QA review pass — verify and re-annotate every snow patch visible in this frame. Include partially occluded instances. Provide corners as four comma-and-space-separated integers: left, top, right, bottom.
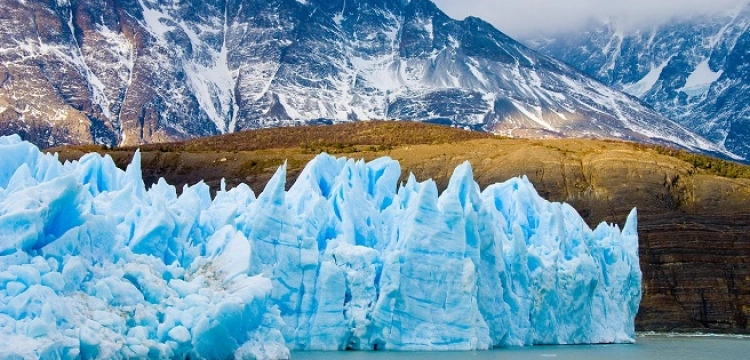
679, 60, 723, 97
511, 101, 554, 131
622, 58, 670, 98
137, 0, 174, 44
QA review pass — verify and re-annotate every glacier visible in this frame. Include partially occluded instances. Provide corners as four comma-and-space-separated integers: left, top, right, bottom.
0, 135, 642, 359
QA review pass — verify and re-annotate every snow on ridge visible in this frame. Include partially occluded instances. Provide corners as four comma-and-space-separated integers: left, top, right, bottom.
134, 0, 237, 133
7, 0, 731, 163
136, 0, 174, 44
0, 135, 642, 358
63, 9, 112, 121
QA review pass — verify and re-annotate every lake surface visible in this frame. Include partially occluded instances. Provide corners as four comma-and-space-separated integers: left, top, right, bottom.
292, 335, 750, 360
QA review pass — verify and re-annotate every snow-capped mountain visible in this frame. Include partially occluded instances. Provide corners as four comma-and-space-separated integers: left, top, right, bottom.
528, 2, 750, 159
0, 0, 732, 158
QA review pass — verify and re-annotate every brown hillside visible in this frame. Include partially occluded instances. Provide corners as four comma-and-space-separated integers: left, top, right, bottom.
51, 121, 750, 334
127, 121, 493, 152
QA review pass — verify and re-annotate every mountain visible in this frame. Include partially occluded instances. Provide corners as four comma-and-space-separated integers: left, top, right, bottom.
0, 0, 732, 158
527, 2, 750, 159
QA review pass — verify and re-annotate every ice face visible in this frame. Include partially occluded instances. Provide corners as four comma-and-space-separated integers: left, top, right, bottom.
0, 135, 642, 358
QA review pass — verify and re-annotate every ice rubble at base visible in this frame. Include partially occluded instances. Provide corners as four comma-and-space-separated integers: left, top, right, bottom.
0, 134, 642, 359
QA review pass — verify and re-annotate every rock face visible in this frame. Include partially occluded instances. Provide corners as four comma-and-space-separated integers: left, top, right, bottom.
527, 3, 750, 160
0, 0, 732, 158
53, 123, 750, 333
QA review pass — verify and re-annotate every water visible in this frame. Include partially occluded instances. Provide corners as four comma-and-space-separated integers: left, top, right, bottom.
291, 335, 750, 360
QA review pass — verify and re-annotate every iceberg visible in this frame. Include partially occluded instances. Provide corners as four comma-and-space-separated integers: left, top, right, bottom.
0, 135, 642, 358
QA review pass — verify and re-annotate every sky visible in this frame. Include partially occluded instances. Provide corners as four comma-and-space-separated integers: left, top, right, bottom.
432, 0, 748, 38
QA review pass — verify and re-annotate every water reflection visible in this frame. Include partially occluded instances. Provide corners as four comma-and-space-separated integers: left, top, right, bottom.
292, 335, 750, 360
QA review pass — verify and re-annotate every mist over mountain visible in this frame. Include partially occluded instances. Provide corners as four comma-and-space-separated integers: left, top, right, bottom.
435, 0, 749, 38
528, 2, 750, 159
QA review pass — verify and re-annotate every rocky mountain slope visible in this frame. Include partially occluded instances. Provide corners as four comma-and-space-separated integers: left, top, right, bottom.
528, 2, 750, 159
0, 0, 732, 158
54, 122, 750, 333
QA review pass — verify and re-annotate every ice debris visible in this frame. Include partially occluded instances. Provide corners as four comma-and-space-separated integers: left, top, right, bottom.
0, 135, 642, 358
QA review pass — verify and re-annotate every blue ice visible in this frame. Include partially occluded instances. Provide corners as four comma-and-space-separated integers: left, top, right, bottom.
0, 135, 641, 359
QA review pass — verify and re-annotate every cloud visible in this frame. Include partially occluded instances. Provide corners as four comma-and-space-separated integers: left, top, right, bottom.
432, 0, 748, 38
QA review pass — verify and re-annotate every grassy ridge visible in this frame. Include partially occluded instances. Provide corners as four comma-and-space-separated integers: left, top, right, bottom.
121, 121, 493, 153
51, 121, 750, 182
647, 145, 750, 179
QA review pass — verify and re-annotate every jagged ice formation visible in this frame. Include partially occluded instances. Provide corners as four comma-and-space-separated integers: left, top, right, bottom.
0, 135, 642, 358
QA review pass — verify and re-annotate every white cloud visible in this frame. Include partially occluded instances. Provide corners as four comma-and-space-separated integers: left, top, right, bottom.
432, 0, 748, 38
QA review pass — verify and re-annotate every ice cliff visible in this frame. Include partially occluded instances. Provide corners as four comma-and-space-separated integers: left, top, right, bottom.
0, 135, 642, 359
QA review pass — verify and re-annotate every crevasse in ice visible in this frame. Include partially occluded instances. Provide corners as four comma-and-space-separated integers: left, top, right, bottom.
0, 135, 641, 359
